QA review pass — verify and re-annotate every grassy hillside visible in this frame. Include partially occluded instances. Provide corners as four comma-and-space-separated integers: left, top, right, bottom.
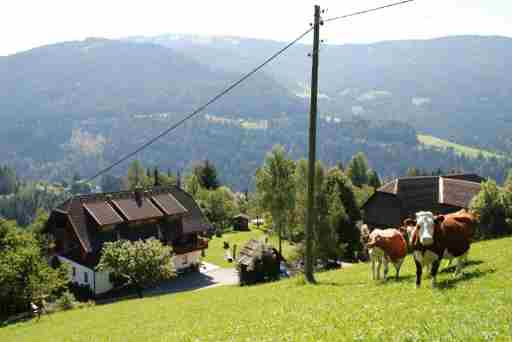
418, 134, 504, 159
2, 237, 512, 341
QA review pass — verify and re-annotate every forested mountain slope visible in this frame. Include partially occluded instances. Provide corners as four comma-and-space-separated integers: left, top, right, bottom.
0, 38, 304, 120
130, 34, 512, 152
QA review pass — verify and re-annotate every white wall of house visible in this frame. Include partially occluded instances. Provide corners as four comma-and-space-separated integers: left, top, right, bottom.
57, 256, 113, 295
173, 251, 201, 272
57, 251, 202, 295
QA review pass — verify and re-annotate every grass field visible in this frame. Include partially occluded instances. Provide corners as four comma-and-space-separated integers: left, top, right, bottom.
202, 228, 295, 268
2, 236, 512, 341
418, 134, 505, 159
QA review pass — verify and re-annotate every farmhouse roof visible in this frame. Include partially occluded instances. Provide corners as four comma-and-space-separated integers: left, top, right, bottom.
53, 186, 206, 253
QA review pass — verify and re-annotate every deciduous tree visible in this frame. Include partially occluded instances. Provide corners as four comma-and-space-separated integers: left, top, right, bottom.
256, 145, 295, 255
96, 239, 175, 298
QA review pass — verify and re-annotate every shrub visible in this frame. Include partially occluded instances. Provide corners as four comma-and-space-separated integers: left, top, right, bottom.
55, 291, 77, 311
470, 180, 509, 238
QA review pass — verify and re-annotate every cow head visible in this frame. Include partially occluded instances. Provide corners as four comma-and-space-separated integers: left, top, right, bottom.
400, 218, 417, 245
415, 211, 444, 246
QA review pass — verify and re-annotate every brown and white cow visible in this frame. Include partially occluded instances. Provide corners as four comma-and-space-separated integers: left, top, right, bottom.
367, 228, 408, 281
407, 210, 476, 288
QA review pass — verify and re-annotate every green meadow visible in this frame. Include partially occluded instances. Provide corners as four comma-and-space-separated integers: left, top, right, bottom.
418, 134, 505, 160
202, 228, 295, 268
2, 236, 511, 341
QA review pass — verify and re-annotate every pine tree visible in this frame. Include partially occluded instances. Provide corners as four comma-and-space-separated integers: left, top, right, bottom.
367, 169, 381, 189
346, 152, 369, 187
193, 160, 220, 190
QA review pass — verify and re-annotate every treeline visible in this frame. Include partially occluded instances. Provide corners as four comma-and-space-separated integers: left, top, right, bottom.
254, 147, 377, 262
3, 115, 512, 192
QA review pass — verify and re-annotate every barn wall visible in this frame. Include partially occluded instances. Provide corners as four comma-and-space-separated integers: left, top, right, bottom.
363, 193, 401, 228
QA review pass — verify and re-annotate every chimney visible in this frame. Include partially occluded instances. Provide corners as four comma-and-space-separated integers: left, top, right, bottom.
134, 188, 144, 207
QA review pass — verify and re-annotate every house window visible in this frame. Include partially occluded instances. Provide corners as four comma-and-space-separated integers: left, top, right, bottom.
84, 271, 89, 284
72, 267, 76, 277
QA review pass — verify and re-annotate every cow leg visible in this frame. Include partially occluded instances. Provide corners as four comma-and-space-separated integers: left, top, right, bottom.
371, 256, 376, 280
376, 258, 382, 280
454, 252, 468, 277
383, 257, 389, 281
430, 259, 441, 288
414, 258, 422, 288
394, 258, 404, 280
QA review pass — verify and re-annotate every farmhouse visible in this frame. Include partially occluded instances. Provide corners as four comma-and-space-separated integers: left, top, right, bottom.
44, 186, 208, 295
362, 174, 484, 228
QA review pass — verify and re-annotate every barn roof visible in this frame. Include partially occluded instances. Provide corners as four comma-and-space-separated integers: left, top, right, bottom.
51, 186, 207, 253
439, 178, 482, 208
233, 213, 250, 220
363, 174, 483, 225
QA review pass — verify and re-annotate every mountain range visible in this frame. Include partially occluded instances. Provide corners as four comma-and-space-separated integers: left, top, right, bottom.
127, 34, 512, 152
1, 34, 512, 187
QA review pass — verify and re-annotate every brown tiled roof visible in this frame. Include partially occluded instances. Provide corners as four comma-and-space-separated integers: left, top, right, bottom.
51, 186, 207, 253
83, 201, 124, 226
169, 187, 208, 234
439, 177, 482, 208
110, 197, 163, 221
151, 193, 187, 216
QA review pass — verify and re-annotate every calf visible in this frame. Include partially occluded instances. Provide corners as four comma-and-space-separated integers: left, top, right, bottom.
409, 211, 475, 288
367, 228, 407, 281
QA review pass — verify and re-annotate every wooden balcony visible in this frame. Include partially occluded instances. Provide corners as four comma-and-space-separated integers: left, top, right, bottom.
173, 238, 208, 255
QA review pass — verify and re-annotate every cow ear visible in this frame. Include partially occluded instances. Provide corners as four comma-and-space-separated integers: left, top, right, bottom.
403, 218, 416, 227
435, 215, 445, 224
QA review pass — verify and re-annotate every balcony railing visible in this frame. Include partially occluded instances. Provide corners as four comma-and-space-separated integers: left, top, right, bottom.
173, 238, 208, 254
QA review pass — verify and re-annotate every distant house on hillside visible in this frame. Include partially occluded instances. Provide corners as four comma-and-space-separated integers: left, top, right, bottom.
232, 214, 250, 231
362, 174, 484, 229
44, 186, 208, 295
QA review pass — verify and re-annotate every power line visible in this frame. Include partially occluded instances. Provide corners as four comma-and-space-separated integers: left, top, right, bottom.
324, 0, 415, 23
85, 27, 313, 183
86, 0, 417, 183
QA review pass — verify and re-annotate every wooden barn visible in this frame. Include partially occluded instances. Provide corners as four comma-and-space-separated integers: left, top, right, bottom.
362, 174, 484, 229
44, 186, 209, 295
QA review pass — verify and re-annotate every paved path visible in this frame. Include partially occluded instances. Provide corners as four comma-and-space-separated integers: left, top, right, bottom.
145, 264, 238, 297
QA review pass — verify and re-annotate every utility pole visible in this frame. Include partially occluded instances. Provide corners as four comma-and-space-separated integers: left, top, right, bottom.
305, 4, 321, 283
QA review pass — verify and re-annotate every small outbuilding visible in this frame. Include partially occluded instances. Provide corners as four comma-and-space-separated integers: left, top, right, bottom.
237, 239, 281, 285
232, 213, 250, 231
362, 173, 484, 229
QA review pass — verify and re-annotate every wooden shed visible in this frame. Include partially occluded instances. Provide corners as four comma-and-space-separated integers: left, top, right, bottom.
237, 239, 280, 285
362, 174, 484, 229
232, 214, 250, 231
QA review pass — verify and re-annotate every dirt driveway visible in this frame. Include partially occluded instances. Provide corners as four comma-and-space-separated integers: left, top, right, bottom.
145, 264, 238, 296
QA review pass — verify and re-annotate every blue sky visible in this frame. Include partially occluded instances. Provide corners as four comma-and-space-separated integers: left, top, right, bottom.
1, 0, 510, 56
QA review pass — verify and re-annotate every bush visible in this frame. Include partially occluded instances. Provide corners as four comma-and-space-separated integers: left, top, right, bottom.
470, 180, 510, 238
55, 291, 77, 311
